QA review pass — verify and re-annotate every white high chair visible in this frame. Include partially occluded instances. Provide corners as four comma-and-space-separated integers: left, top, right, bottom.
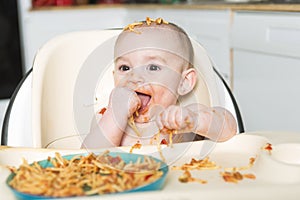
1, 29, 244, 149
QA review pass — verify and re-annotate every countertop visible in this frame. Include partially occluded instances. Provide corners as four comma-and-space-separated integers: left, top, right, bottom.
30, 2, 300, 12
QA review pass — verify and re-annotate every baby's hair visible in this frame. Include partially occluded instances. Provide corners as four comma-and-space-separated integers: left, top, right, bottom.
158, 22, 194, 67
121, 17, 194, 66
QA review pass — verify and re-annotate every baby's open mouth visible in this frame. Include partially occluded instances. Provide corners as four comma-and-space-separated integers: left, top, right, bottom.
136, 92, 151, 114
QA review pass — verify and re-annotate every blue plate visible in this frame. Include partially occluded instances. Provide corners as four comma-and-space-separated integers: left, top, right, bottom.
6, 152, 169, 199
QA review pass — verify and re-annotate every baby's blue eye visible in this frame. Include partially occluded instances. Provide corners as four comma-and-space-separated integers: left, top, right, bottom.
147, 64, 161, 71
119, 65, 130, 71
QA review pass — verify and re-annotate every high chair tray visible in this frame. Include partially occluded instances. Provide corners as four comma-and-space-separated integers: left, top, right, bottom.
1, 132, 300, 200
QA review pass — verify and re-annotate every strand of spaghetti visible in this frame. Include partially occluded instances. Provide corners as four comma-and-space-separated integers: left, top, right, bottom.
156, 131, 166, 163
127, 115, 141, 137
169, 130, 175, 147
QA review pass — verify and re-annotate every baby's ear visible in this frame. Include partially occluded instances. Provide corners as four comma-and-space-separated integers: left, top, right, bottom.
177, 68, 197, 96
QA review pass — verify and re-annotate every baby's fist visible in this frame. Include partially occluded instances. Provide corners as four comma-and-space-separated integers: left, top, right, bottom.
156, 105, 197, 133
108, 87, 141, 118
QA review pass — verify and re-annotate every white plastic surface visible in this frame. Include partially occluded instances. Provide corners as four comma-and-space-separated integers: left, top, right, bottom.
1, 133, 300, 200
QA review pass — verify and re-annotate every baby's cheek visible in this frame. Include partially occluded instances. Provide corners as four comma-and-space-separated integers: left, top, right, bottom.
156, 90, 178, 105
114, 74, 128, 86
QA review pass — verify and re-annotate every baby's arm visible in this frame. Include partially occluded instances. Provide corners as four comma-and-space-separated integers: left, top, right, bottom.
82, 87, 140, 148
156, 104, 237, 142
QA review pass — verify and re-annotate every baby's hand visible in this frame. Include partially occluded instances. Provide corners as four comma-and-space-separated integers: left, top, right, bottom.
108, 87, 141, 118
156, 105, 197, 133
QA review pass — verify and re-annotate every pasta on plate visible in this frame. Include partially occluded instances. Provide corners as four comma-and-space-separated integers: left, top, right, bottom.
7, 151, 168, 198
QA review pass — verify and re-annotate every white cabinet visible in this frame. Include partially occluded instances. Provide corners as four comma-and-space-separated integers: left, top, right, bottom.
233, 49, 300, 132
232, 12, 300, 132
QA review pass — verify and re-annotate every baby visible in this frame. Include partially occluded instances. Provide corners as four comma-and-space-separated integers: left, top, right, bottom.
82, 17, 237, 148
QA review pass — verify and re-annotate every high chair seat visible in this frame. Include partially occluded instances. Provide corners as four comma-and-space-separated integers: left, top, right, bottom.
1, 29, 244, 148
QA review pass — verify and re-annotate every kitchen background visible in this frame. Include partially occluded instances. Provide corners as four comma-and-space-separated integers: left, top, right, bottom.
1, 0, 300, 139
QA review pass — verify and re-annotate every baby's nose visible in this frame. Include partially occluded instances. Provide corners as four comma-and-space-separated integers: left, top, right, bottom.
128, 68, 145, 84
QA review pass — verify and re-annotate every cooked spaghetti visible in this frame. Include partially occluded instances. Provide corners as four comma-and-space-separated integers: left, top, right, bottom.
128, 112, 141, 137
8, 151, 163, 197
173, 156, 256, 184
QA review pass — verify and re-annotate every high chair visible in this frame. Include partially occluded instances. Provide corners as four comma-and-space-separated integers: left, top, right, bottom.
1, 29, 244, 149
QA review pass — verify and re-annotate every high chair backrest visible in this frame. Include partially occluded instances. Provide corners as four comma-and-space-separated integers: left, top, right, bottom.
32, 30, 122, 148
1, 30, 244, 149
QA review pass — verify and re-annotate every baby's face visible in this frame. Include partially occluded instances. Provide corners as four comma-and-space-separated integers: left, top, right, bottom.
114, 49, 188, 123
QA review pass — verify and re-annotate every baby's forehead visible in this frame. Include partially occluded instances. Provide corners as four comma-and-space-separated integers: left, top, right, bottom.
119, 48, 183, 57
116, 48, 188, 67
114, 25, 193, 65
